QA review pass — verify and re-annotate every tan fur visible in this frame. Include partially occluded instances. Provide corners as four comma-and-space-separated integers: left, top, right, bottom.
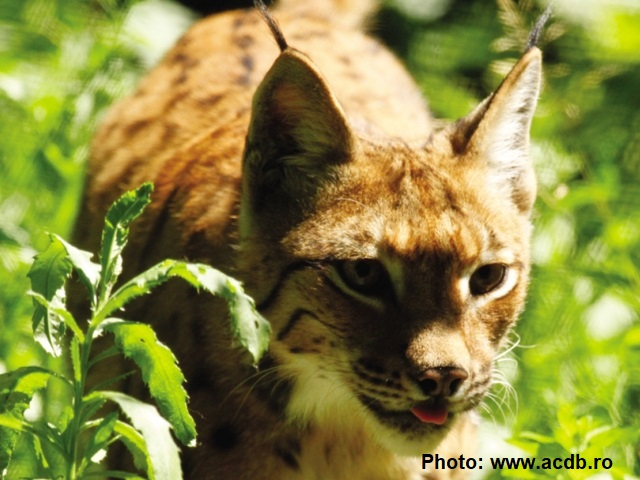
74, 1, 541, 478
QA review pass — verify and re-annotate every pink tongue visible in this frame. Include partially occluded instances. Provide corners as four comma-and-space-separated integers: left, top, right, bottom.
410, 404, 448, 425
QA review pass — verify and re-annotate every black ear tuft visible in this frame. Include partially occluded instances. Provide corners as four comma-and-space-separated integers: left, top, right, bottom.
525, 5, 552, 52
254, 0, 288, 52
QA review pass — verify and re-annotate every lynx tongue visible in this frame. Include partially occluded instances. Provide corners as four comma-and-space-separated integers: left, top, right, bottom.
410, 403, 448, 425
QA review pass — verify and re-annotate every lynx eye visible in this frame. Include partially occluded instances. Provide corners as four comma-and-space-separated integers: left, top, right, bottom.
336, 259, 389, 296
469, 263, 507, 296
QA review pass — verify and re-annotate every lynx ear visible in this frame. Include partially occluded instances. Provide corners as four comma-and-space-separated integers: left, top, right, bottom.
243, 49, 355, 209
451, 48, 542, 214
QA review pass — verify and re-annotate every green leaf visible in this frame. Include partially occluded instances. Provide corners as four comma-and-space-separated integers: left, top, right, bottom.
97, 259, 270, 363
100, 391, 182, 480
27, 235, 72, 356
0, 367, 59, 415
516, 431, 556, 444
0, 414, 25, 430
215, 271, 271, 364
81, 412, 119, 471
56, 405, 75, 434
71, 337, 82, 384
78, 394, 107, 428
113, 420, 155, 479
183, 262, 270, 363
29, 290, 83, 341
0, 413, 32, 477
0, 367, 58, 471
98, 182, 153, 301
52, 233, 101, 305
104, 321, 196, 447
84, 471, 147, 479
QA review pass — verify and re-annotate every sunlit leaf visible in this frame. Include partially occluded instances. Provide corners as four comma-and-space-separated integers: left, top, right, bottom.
29, 291, 83, 341
27, 235, 72, 356
0, 367, 59, 471
78, 394, 106, 428
52, 233, 101, 304
104, 320, 195, 447
113, 420, 155, 479
98, 182, 153, 300
100, 391, 181, 480
97, 260, 270, 363
82, 412, 118, 470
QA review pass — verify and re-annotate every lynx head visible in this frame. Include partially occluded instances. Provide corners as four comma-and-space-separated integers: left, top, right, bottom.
238, 13, 541, 454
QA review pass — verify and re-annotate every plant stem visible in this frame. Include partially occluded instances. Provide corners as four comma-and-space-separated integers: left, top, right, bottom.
66, 333, 94, 479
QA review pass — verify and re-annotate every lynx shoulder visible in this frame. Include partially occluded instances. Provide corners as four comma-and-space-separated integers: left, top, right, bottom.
75, 0, 543, 477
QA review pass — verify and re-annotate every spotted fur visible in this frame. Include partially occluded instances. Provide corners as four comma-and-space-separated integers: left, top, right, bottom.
74, 0, 542, 477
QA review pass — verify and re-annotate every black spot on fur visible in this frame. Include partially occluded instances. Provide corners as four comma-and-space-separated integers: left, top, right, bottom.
275, 437, 301, 470
358, 358, 386, 375
123, 118, 151, 138
160, 122, 178, 144
197, 94, 223, 108
238, 54, 254, 85
162, 90, 190, 114
211, 423, 239, 451
189, 364, 215, 392
236, 33, 254, 49
324, 442, 333, 461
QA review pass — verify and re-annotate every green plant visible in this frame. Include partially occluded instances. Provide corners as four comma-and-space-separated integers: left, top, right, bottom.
0, 183, 271, 479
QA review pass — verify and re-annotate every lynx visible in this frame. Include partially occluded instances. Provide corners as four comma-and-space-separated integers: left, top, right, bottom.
74, 0, 543, 477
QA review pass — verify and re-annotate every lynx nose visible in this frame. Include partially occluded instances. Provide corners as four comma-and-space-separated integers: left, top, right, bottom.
418, 367, 468, 397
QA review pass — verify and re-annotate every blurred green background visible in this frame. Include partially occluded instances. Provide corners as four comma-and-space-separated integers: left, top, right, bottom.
1, 0, 638, 478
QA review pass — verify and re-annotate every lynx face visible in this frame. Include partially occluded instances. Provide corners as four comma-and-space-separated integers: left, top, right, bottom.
238, 44, 540, 455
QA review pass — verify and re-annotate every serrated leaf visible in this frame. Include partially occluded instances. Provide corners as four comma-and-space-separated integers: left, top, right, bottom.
93, 260, 187, 323
52, 233, 101, 304
100, 391, 181, 480
27, 236, 72, 356
0, 367, 58, 471
97, 259, 270, 363
179, 263, 270, 363
0, 413, 25, 474
0, 367, 58, 415
219, 275, 271, 364
82, 412, 119, 470
104, 321, 196, 447
99, 183, 153, 300
29, 291, 83, 341
56, 405, 75, 434
113, 420, 155, 479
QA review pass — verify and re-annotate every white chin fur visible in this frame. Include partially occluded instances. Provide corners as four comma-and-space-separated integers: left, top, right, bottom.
285, 358, 452, 457
370, 416, 453, 456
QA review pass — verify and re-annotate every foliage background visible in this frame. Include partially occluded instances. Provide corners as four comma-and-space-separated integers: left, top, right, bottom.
0, 0, 638, 477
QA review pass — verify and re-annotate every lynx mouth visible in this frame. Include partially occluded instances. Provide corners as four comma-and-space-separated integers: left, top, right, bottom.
410, 401, 449, 425
358, 395, 453, 433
